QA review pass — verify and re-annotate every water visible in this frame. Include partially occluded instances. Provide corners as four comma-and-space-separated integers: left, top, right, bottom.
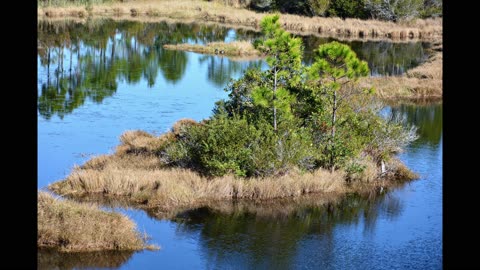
38, 19, 442, 269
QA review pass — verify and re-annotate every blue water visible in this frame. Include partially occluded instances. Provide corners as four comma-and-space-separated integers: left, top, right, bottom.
38, 19, 442, 269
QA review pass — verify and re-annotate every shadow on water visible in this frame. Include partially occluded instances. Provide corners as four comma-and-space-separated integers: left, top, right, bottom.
38, 248, 136, 270
58, 182, 407, 269
390, 103, 442, 147
165, 188, 404, 269
38, 19, 432, 120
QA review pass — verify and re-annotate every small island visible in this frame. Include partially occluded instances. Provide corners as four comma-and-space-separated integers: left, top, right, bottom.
163, 41, 264, 60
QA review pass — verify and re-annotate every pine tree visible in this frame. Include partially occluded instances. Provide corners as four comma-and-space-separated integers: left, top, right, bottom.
308, 41, 370, 171
253, 14, 303, 131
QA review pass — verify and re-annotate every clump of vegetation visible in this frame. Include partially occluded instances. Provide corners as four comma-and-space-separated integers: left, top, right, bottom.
38, 192, 154, 252
159, 14, 417, 178
244, 0, 441, 21
163, 41, 262, 58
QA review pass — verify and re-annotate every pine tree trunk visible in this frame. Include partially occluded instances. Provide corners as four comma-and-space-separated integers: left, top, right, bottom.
273, 67, 277, 131
330, 89, 337, 172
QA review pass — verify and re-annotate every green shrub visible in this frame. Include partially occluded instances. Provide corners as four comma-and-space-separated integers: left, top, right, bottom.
327, 0, 368, 19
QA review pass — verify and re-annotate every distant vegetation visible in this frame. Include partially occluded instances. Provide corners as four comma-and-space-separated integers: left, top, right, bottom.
163, 41, 262, 58
223, 0, 442, 20
38, 0, 118, 7
38, 1, 442, 41
38, 0, 442, 21
360, 46, 442, 99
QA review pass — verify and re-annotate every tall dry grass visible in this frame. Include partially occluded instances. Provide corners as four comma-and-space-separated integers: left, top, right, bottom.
38, 0, 442, 42
50, 157, 347, 209
361, 48, 442, 100
38, 191, 151, 252
50, 129, 416, 212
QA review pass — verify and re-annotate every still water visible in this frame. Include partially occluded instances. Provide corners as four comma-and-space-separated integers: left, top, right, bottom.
38, 19, 441, 269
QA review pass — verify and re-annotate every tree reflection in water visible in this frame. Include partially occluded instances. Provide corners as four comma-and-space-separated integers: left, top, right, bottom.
38, 19, 431, 120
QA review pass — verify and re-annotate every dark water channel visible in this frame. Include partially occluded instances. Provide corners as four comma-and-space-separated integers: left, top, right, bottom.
38, 19, 441, 269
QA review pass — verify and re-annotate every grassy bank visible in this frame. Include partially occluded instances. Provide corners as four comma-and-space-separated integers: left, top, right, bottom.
49, 130, 417, 213
163, 41, 262, 59
38, 191, 157, 252
38, 0, 442, 42
361, 45, 442, 100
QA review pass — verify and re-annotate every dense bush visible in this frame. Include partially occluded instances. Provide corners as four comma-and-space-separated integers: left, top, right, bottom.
327, 0, 368, 19
161, 114, 316, 177
365, 0, 423, 21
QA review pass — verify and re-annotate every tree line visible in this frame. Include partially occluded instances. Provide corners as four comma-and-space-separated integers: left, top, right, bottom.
223, 0, 442, 21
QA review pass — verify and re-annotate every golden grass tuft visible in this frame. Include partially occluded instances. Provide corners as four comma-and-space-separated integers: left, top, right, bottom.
163, 41, 262, 58
38, 191, 147, 252
116, 130, 165, 155
171, 118, 200, 137
50, 159, 347, 210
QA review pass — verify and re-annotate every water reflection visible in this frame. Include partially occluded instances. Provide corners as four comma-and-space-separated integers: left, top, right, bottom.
169, 190, 403, 269
301, 35, 430, 76
390, 103, 442, 146
37, 19, 261, 120
38, 19, 431, 120
38, 249, 135, 270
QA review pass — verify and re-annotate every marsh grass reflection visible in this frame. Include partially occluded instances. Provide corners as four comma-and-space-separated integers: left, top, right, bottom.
38, 248, 136, 270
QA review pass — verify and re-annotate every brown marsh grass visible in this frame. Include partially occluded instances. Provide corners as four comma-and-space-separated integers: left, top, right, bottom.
163, 41, 262, 58
360, 49, 442, 100
38, 191, 156, 252
50, 129, 417, 213
38, 0, 442, 42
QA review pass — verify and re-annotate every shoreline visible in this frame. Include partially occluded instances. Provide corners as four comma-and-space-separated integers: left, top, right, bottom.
38, 0, 442, 43
48, 130, 418, 216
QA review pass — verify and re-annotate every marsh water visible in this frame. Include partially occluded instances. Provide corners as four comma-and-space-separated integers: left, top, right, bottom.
38, 19, 442, 269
